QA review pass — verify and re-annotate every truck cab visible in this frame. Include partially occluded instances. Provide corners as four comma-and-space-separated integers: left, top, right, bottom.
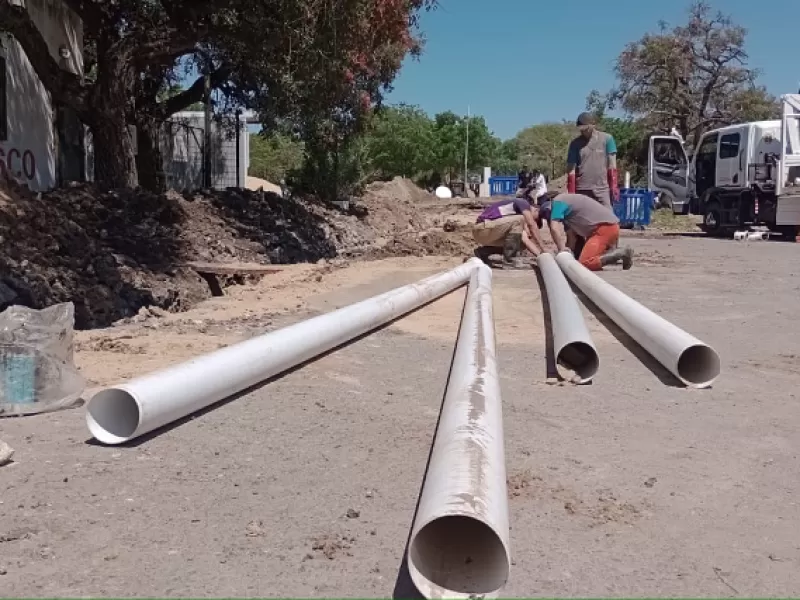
647, 93, 800, 238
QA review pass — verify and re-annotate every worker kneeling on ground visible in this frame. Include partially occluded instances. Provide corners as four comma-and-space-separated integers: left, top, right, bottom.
534, 193, 634, 271
472, 196, 545, 268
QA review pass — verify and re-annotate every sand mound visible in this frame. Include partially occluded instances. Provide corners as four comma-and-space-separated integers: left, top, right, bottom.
245, 176, 282, 195
358, 177, 437, 237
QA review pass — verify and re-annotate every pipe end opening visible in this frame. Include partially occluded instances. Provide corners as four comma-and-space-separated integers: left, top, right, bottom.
557, 341, 599, 384
677, 344, 721, 388
86, 388, 141, 445
409, 515, 508, 596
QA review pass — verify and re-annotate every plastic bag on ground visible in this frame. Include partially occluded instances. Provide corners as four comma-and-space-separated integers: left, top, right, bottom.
0, 303, 86, 416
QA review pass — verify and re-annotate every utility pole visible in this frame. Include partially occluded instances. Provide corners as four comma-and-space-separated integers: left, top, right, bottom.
234, 108, 241, 189
203, 71, 212, 189
464, 105, 470, 185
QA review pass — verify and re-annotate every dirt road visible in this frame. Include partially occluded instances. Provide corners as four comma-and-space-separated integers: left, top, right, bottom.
2, 236, 800, 597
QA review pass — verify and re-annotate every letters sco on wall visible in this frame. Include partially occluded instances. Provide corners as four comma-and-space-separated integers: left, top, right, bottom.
0, 146, 37, 181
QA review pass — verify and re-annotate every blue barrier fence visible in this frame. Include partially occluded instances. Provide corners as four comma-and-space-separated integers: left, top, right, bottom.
614, 188, 654, 227
488, 176, 517, 196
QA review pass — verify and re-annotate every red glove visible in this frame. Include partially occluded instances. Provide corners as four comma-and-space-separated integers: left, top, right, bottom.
567, 172, 576, 194
607, 168, 619, 203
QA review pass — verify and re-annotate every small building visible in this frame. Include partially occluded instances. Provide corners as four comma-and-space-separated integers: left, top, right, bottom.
0, 0, 84, 192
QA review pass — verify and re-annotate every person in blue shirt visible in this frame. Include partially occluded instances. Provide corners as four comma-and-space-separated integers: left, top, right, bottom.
534, 193, 633, 271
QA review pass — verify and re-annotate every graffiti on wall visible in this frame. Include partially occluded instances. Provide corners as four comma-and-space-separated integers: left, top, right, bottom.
0, 146, 37, 181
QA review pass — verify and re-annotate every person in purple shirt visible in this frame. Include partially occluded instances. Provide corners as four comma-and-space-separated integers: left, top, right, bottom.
472, 197, 545, 268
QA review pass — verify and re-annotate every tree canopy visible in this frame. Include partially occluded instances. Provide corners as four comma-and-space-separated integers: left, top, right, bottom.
249, 132, 304, 184
515, 123, 573, 179
431, 112, 497, 179
601, 1, 779, 150
365, 104, 435, 179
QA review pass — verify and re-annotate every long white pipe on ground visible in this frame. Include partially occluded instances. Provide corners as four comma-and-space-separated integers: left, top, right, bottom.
555, 252, 720, 388
536, 253, 599, 384
407, 264, 510, 599
86, 259, 483, 445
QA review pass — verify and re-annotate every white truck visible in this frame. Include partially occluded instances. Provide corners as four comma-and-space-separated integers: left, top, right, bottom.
647, 93, 800, 238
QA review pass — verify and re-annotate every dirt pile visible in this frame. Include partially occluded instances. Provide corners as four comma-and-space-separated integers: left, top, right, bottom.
0, 179, 209, 329
352, 177, 474, 257
0, 176, 474, 328
0, 178, 362, 328
359, 177, 435, 237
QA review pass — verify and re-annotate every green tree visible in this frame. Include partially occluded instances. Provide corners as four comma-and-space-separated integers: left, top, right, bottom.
275, 0, 436, 202
515, 123, 574, 178
606, 1, 779, 150
249, 133, 305, 184
431, 112, 499, 180
599, 117, 648, 183
491, 139, 520, 176
365, 104, 435, 179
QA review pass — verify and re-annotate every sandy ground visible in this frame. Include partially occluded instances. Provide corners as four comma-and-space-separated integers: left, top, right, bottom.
2, 236, 800, 597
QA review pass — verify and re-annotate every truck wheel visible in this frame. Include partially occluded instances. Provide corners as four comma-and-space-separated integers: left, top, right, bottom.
702, 201, 723, 236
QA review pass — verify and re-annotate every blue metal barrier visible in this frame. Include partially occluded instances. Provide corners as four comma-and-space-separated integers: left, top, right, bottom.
614, 188, 654, 227
489, 176, 517, 196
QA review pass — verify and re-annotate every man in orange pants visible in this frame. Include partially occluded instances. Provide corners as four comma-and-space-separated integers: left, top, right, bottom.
534, 193, 634, 270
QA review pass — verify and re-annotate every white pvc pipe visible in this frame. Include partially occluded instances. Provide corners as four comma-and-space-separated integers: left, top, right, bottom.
407, 264, 510, 599
86, 259, 483, 445
536, 253, 599, 383
555, 252, 720, 388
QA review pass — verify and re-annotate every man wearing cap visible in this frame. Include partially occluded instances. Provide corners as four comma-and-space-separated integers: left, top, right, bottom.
472, 196, 546, 268
566, 113, 619, 208
535, 193, 633, 271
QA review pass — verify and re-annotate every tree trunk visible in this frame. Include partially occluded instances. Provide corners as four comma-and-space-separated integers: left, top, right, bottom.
136, 117, 166, 193
90, 44, 138, 189
91, 110, 137, 188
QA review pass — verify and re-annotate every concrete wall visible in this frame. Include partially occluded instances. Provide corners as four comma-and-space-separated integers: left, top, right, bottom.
0, 0, 83, 191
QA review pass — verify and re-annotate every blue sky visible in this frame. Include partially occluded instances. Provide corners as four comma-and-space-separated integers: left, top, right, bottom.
386, 0, 797, 139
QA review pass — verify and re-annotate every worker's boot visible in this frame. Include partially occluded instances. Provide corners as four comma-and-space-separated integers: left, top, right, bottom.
474, 246, 502, 266
621, 247, 634, 270
503, 233, 521, 261
600, 247, 634, 270
500, 233, 530, 269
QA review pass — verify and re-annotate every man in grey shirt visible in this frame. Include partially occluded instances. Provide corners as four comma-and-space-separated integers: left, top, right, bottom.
566, 112, 619, 208
534, 193, 633, 271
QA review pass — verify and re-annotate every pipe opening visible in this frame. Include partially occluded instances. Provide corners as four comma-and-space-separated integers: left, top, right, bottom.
677, 344, 721, 388
86, 389, 141, 445
556, 341, 599, 383
409, 515, 508, 595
